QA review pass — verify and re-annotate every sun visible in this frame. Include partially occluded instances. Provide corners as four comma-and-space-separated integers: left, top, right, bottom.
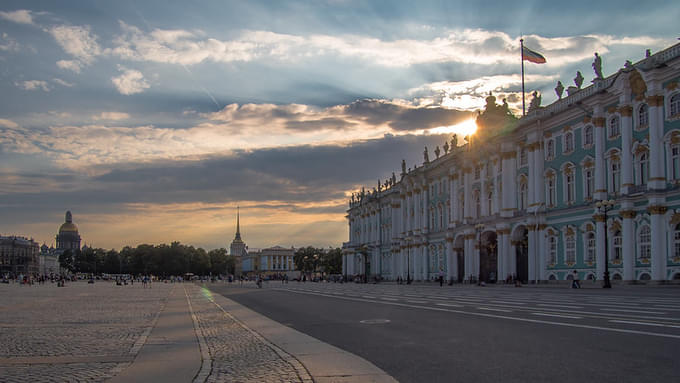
429, 118, 478, 138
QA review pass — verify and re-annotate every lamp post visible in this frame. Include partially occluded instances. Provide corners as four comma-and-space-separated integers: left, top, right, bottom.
475, 223, 484, 284
313, 254, 319, 281
406, 231, 413, 284
596, 199, 615, 289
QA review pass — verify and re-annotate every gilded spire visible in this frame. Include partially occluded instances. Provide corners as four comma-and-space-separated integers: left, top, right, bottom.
234, 206, 242, 241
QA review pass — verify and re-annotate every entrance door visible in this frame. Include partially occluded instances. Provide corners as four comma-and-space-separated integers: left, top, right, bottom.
457, 252, 464, 282
479, 232, 498, 283
515, 229, 529, 283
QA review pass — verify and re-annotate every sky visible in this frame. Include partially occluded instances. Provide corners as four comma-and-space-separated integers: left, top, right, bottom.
1, 1, 678, 251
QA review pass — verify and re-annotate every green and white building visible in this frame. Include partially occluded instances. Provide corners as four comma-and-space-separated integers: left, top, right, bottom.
343, 42, 680, 283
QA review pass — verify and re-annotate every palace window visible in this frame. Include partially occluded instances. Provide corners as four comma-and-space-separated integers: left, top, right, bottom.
609, 159, 621, 193
519, 177, 528, 210
638, 225, 651, 261
520, 148, 528, 166
474, 166, 480, 180
546, 175, 556, 207
563, 165, 575, 204
565, 232, 576, 264
608, 115, 621, 138
564, 132, 574, 153
439, 206, 444, 228
586, 232, 596, 263
671, 93, 680, 117
546, 139, 555, 159
613, 230, 622, 262
584, 167, 594, 199
457, 192, 464, 221
674, 223, 680, 258
487, 191, 493, 215
548, 236, 557, 266
638, 104, 649, 128
431, 208, 436, 229
583, 125, 594, 147
473, 190, 481, 218
671, 145, 680, 180
636, 150, 649, 185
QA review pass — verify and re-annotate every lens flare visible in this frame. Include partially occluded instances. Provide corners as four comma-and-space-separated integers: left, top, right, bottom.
429, 118, 478, 138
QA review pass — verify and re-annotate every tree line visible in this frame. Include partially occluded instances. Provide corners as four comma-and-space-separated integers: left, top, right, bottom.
58, 242, 344, 276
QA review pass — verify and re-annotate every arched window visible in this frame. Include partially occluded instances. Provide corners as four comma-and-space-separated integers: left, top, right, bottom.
487, 191, 493, 215
586, 232, 596, 263
457, 192, 464, 221
671, 144, 680, 180
563, 165, 575, 204
547, 236, 557, 266
520, 148, 528, 167
674, 223, 680, 259
546, 175, 556, 207
637, 150, 649, 185
608, 115, 621, 138
439, 206, 444, 228
612, 230, 622, 263
583, 125, 594, 147
474, 166, 480, 180
638, 225, 651, 261
519, 178, 528, 210
671, 94, 680, 117
584, 167, 594, 199
473, 190, 481, 218
564, 132, 574, 153
565, 232, 576, 264
431, 208, 436, 229
638, 104, 649, 128
546, 139, 555, 159
609, 158, 621, 193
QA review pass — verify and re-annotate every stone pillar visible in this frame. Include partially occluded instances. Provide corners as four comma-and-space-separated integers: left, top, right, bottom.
421, 245, 429, 280
527, 225, 537, 282
414, 189, 421, 233
537, 225, 546, 281
527, 142, 536, 205
501, 143, 517, 217
449, 172, 457, 225
406, 191, 412, 233
595, 212, 606, 280
648, 95, 666, 190
534, 142, 544, 207
649, 204, 668, 281
481, 164, 488, 217
620, 105, 634, 194
422, 185, 429, 233
593, 108, 607, 200
509, 241, 517, 278
445, 237, 454, 281
620, 207, 636, 281
464, 234, 473, 281
463, 170, 472, 222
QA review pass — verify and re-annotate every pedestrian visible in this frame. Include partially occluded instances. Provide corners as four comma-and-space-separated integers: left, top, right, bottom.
439, 274, 444, 287
571, 270, 581, 289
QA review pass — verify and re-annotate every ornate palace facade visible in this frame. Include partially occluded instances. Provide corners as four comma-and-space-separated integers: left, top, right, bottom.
343, 42, 680, 283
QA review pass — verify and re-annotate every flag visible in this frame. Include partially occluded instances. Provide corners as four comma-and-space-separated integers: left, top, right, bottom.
522, 46, 546, 64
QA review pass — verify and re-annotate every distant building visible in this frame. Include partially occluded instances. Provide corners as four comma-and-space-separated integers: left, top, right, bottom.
56, 211, 81, 252
0, 235, 40, 275
230, 207, 249, 274
39, 243, 60, 275
256, 246, 296, 276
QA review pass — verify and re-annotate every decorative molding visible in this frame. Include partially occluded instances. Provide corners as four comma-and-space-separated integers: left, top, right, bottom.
607, 106, 617, 114
647, 95, 664, 107
649, 177, 666, 181
620, 210, 636, 219
593, 117, 606, 127
496, 228, 511, 235
464, 234, 476, 240
618, 105, 633, 117
500, 151, 516, 160
670, 213, 680, 225
666, 81, 678, 90
538, 224, 547, 230
647, 205, 668, 215
593, 214, 606, 222
583, 116, 592, 123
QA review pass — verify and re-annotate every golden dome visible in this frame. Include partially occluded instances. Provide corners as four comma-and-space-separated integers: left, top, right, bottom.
59, 222, 79, 233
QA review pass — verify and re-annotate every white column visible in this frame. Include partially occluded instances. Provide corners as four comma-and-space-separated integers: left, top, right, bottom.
463, 171, 472, 222
593, 108, 607, 200
509, 241, 517, 278
464, 237, 473, 281
620, 105, 634, 194
422, 185, 429, 232
496, 232, 505, 282
648, 95, 666, 190
413, 190, 420, 233
595, 215, 606, 280
534, 142, 544, 206
446, 239, 454, 281
421, 245, 429, 280
493, 163, 500, 215
527, 144, 535, 205
481, 165, 488, 216
528, 227, 537, 282
537, 226, 546, 281
650, 206, 668, 280
621, 209, 635, 281
449, 173, 457, 225
501, 144, 517, 217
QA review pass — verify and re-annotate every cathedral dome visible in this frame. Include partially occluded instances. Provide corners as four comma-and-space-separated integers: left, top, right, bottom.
59, 222, 79, 233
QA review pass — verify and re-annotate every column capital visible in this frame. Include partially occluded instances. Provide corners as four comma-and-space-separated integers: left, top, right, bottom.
593, 117, 606, 127
620, 209, 636, 219
593, 213, 606, 222
647, 205, 668, 215
618, 105, 633, 117
647, 95, 664, 107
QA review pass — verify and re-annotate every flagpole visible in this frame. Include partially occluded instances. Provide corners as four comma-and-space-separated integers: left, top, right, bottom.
520, 38, 525, 116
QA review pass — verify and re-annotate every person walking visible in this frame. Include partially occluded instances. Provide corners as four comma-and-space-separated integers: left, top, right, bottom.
571, 270, 581, 289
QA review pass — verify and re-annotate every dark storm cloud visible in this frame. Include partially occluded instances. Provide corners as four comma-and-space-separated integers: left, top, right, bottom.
344, 99, 473, 131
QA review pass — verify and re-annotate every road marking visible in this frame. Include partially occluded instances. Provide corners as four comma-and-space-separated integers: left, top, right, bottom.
381, 297, 398, 301
537, 304, 583, 309
478, 307, 511, 313
362, 295, 376, 299
280, 289, 680, 340
532, 313, 582, 319
407, 300, 427, 304
435, 303, 463, 307
601, 308, 666, 315
490, 300, 526, 305
609, 320, 680, 329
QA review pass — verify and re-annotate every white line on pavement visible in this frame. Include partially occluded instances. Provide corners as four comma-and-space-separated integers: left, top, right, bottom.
601, 308, 666, 315
537, 303, 583, 309
532, 313, 582, 319
609, 320, 680, 329
477, 307, 512, 312
407, 300, 428, 304
436, 303, 463, 307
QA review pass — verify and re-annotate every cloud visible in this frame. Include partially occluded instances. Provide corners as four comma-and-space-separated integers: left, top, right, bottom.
15, 80, 50, 91
111, 67, 150, 95
56, 59, 82, 73
0, 118, 19, 129
52, 78, 74, 87
93, 112, 131, 121
0, 10, 34, 25
111, 22, 668, 68
0, 33, 20, 51
49, 25, 101, 71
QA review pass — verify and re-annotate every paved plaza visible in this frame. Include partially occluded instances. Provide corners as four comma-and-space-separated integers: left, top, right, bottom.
0, 280, 392, 383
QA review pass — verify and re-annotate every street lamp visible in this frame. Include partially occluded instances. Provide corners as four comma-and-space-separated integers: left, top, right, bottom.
406, 231, 413, 284
313, 254, 319, 281
475, 223, 484, 284
596, 199, 615, 289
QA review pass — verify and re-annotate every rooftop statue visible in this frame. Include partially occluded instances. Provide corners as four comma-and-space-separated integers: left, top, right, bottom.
555, 81, 564, 99
451, 134, 457, 148
423, 146, 430, 163
443, 140, 449, 154
528, 91, 541, 112
474, 92, 518, 138
434, 145, 441, 159
574, 71, 584, 89
401, 159, 406, 175
391, 172, 396, 184
593, 53, 603, 79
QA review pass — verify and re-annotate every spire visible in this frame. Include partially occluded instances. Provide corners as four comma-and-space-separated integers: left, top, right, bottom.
234, 206, 242, 241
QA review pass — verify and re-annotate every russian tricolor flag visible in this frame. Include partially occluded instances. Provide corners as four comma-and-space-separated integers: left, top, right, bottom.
522, 46, 546, 64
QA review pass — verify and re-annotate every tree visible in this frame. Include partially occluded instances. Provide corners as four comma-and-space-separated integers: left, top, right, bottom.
322, 248, 343, 274
294, 246, 319, 274
58, 249, 74, 273
208, 248, 228, 275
